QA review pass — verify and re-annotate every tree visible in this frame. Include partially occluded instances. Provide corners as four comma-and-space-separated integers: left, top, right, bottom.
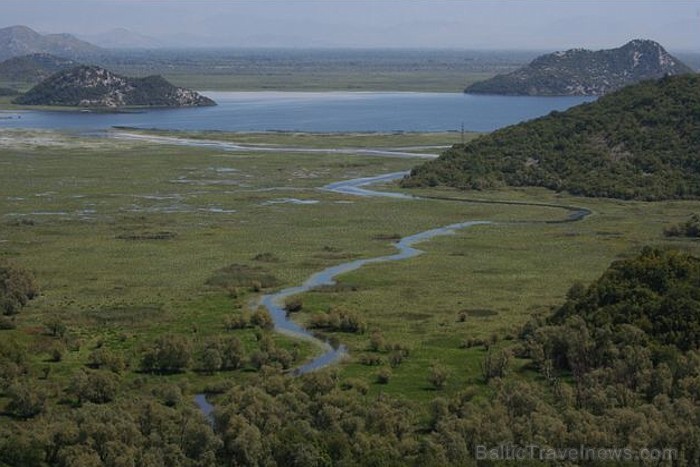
251, 307, 274, 330
481, 349, 512, 382
140, 334, 192, 374
0, 261, 38, 316
428, 363, 449, 390
68, 370, 119, 404
200, 347, 222, 374
6, 381, 45, 419
221, 336, 246, 370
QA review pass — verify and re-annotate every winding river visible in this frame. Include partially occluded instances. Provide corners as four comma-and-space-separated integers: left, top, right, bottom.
124, 134, 589, 419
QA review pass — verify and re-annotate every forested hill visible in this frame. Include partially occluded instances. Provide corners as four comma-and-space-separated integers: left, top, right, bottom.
403, 74, 700, 200
0, 53, 77, 85
465, 39, 693, 96
13, 65, 216, 108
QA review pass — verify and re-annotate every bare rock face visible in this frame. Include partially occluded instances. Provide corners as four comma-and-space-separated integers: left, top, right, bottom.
466, 39, 694, 96
13, 65, 216, 108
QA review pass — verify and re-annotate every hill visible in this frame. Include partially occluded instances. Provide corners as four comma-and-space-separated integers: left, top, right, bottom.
465, 39, 693, 96
0, 53, 78, 84
13, 65, 216, 108
403, 74, 700, 200
0, 25, 101, 62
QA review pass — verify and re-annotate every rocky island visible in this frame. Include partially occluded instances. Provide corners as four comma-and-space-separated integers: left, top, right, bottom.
13, 65, 216, 108
465, 39, 693, 96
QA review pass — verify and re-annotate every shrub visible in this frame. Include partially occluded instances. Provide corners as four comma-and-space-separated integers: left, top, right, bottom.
140, 334, 192, 374
0, 261, 38, 316
376, 367, 392, 384
283, 297, 303, 313
428, 363, 449, 389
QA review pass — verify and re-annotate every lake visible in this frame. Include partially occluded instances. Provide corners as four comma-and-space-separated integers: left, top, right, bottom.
0, 92, 594, 133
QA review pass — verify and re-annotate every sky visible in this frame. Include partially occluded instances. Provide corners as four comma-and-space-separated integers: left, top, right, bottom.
2, 0, 699, 51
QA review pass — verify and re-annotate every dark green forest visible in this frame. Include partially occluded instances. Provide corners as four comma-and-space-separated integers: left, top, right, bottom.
405, 74, 700, 200
2, 248, 699, 465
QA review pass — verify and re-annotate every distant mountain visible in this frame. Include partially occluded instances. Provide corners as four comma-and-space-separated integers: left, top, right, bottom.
0, 53, 78, 84
14, 65, 216, 108
79, 28, 163, 49
404, 74, 700, 200
0, 25, 101, 62
465, 39, 693, 96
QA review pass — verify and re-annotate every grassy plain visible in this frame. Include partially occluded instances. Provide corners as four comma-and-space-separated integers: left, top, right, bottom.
2, 129, 700, 407
163, 70, 495, 93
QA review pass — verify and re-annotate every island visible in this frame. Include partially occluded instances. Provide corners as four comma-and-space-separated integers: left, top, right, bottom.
465, 39, 693, 96
13, 65, 216, 108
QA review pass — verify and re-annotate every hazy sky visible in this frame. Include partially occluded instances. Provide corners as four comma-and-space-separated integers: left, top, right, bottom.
3, 0, 699, 51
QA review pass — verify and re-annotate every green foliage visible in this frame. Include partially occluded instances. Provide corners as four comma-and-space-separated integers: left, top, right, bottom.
206, 263, 280, 291
664, 213, 700, 237
480, 348, 512, 382
140, 334, 192, 374
552, 247, 700, 351
6, 380, 46, 419
407, 74, 700, 200
284, 296, 304, 313
68, 370, 119, 404
0, 87, 18, 96
87, 347, 127, 374
0, 260, 38, 315
0, 53, 77, 84
376, 367, 392, 384
309, 307, 367, 334
427, 363, 449, 389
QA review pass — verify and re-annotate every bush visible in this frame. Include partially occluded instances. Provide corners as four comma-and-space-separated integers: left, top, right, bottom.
206, 263, 280, 291
283, 297, 303, 313
68, 370, 119, 404
428, 363, 449, 389
309, 307, 366, 334
0, 261, 38, 316
140, 334, 192, 374
6, 381, 46, 418
481, 349, 512, 382
224, 312, 250, 330
250, 308, 274, 330
376, 367, 392, 384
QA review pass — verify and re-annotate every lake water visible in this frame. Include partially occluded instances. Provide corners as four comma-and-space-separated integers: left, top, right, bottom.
0, 92, 594, 133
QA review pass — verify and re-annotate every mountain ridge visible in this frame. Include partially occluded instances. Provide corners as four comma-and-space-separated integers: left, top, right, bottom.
465, 39, 694, 96
0, 25, 101, 62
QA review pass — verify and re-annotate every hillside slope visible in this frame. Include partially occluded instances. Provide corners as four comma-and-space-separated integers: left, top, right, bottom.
465, 39, 693, 96
0, 53, 77, 84
0, 25, 100, 62
13, 65, 216, 108
404, 74, 700, 200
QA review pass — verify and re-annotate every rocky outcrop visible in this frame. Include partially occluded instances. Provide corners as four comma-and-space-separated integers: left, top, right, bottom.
465, 39, 694, 96
14, 65, 216, 108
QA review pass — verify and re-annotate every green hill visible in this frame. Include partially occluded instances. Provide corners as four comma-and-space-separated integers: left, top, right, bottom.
403, 74, 700, 200
552, 247, 700, 351
465, 39, 693, 96
0, 53, 77, 85
13, 65, 216, 108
